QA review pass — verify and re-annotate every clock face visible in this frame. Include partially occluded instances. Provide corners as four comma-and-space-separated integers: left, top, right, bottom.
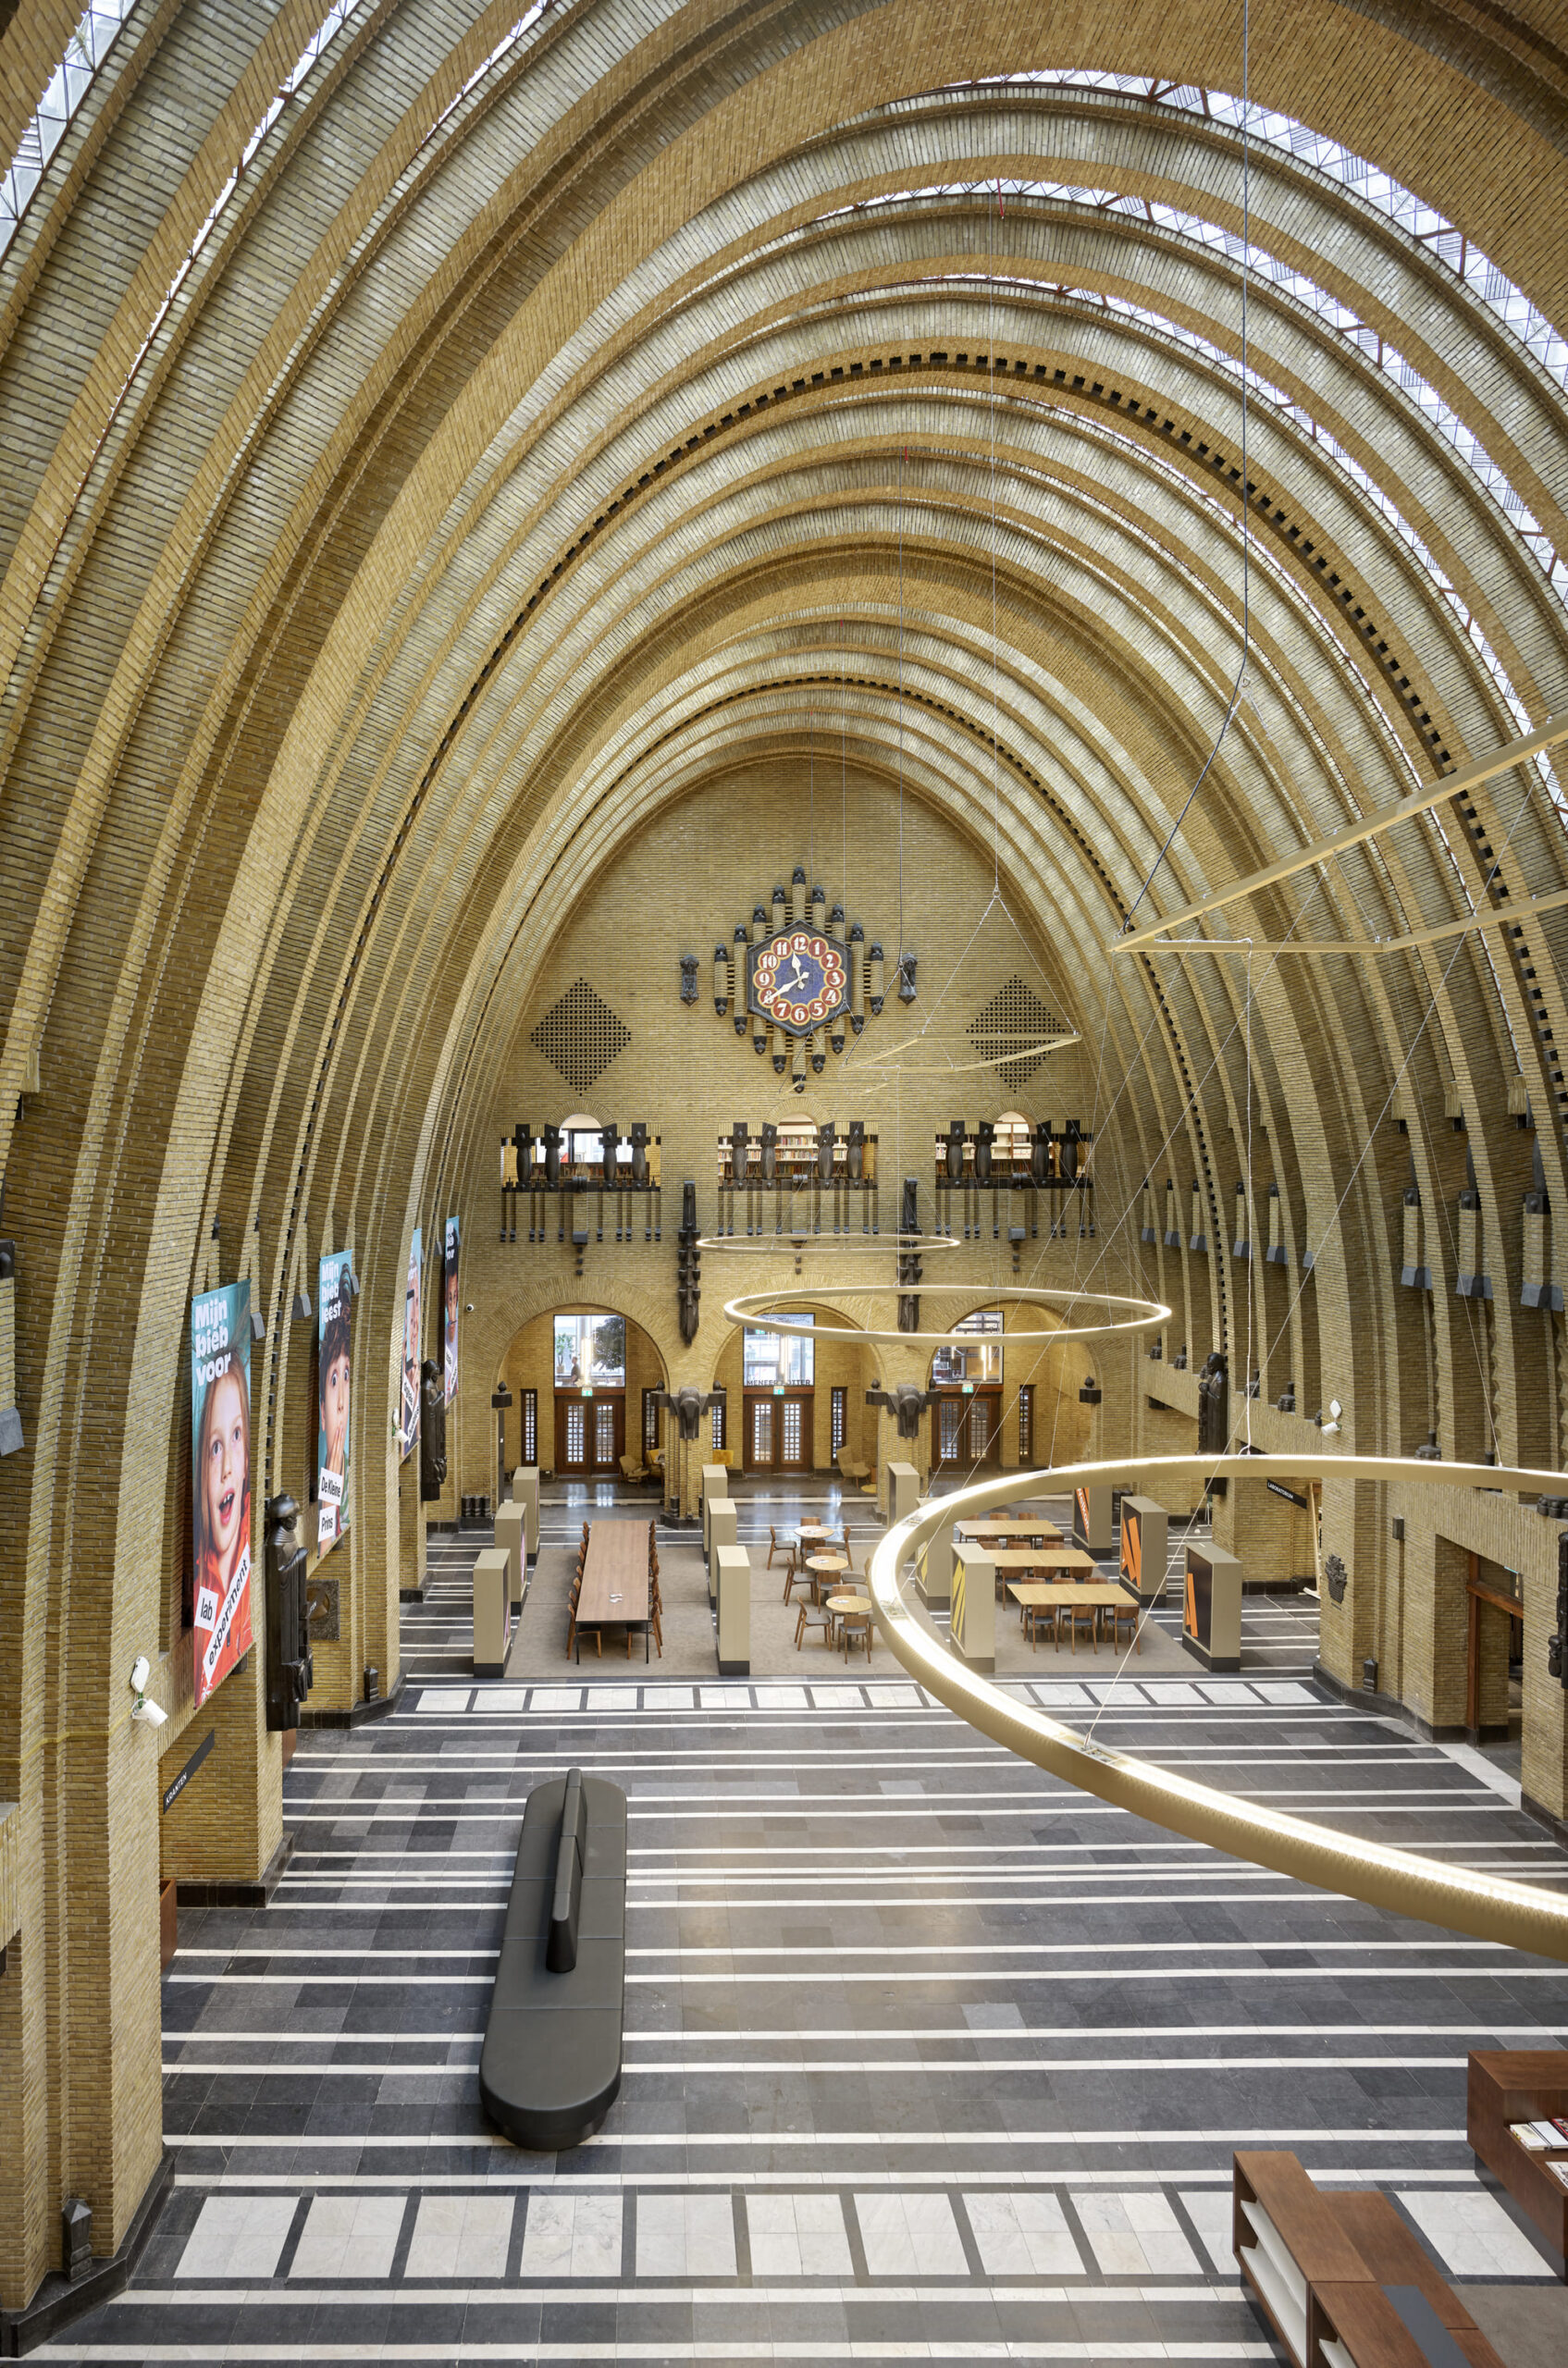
747, 929, 849, 1036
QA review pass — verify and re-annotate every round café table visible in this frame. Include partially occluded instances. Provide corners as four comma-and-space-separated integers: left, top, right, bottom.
806, 1552, 847, 1603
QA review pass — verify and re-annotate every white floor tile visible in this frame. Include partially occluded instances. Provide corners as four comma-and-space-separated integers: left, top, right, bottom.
751, 1685, 809, 1708
1030, 1684, 1093, 1707
854, 2190, 967, 2276
1199, 1683, 1258, 1704
636, 2192, 736, 2277
289, 2194, 404, 2281
1397, 2188, 1551, 2278
642, 1686, 696, 1708
1141, 1683, 1204, 1703
862, 1684, 920, 1707
403, 2192, 512, 2279
414, 1688, 473, 1713
527, 1687, 584, 1711
586, 1686, 636, 1708
1179, 2189, 1239, 2276
965, 2191, 1082, 2276
521, 2192, 623, 2277
473, 1687, 529, 1711
177, 2195, 298, 2280
700, 1685, 752, 1709
1254, 1682, 1317, 1703
746, 2192, 853, 2277
1073, 2189, 1197, 2276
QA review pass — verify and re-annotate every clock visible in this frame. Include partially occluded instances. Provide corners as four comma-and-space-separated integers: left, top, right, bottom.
747, 929, 849, 1036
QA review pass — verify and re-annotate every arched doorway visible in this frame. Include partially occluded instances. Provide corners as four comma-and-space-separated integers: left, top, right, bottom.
928, 1305, 1006, 1473
497, 1304, 667, 1481
711, 1302, 876, 1479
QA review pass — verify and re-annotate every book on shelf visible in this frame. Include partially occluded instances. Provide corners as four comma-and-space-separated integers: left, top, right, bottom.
1511, 2120, 1568, 2151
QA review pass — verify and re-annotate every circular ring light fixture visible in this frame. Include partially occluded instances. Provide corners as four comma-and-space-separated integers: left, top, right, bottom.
722, 1284, 1170, 1350
867, 1452, 1568, 1961
696, 1232, 962, 1255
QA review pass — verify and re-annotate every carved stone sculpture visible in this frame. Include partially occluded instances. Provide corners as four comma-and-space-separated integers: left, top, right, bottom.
420, 1357, 448, 1501
865, 1383, 937, 1440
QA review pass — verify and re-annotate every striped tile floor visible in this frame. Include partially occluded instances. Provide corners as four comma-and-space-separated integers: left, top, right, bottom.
43, 1538, 1568, 2363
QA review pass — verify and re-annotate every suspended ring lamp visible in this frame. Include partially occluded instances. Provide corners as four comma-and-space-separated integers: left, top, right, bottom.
867, 1452, 1568, 1961
722, 1284, 1169, 1350
847, 1031, 1081, 1074
695, 1232, 962, 1255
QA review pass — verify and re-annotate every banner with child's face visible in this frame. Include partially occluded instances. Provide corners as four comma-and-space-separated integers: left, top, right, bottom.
443, 1216, 460, 1404
191, 1280, 253, 1708
317, 1252, 353, 1551
400, 1229, 422, 1461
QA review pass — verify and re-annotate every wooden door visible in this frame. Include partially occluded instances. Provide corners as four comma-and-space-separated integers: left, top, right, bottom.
554, 1392, 625, 1473
745, 1392, 813, 1471
933, 1391, 1003, 1470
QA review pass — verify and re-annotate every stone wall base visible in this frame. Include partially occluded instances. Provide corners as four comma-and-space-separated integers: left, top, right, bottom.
0, 2148, 174, 2357
298, 1671, 407, 1730
176, 1832, 293, 1909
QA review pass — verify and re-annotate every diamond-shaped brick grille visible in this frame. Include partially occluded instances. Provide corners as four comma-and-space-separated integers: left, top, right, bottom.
966, 977, 1068, 1089
530, 979, 631, 1096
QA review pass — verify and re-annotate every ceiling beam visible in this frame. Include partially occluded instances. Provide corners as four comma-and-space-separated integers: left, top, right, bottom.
1108, 714, 1568, 956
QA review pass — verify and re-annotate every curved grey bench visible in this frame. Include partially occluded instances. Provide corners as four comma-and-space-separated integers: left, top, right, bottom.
479, 1768, 626, 2151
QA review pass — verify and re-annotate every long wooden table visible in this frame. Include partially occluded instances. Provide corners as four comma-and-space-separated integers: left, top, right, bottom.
1008, 1581, 1132, 1651
955, 1519, 1065, 1540
575, 1523, 651, 1661
985, 1546, 1096, 1573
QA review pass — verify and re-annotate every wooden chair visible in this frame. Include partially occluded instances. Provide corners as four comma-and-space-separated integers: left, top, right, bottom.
766, 1524, 794, 1572
782, 1559, 812, 1605
1069, 1592, 1097, 1655
839, 1607, 872, 1661
1110, 1598, 1140, 1654
794, 1602, 833, 1650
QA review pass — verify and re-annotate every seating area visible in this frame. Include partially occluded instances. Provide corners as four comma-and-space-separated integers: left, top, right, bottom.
954, 1511, 1145, 1655
772, 1520, 875, 1659
566, 1519, 662, 1661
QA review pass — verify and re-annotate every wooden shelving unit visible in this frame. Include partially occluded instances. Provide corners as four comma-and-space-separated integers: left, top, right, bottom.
1467, 2051, 1568, 2277
1233, 2152, 1507, 2367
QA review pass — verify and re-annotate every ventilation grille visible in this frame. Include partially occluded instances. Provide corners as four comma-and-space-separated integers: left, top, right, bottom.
967, 977, 1069, 1089
530, 979, 631, 1096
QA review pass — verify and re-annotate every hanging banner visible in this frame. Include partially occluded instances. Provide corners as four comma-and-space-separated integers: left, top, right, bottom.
443, 1215, 461, 1404
400, 1228, 422, 1461
317, 1251, 353, 1551
191, 1279, 253, 1709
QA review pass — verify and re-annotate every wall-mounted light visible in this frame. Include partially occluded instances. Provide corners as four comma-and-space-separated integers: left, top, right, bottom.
1321, 1397, 1342, 1437
291, 1288, 312, 1321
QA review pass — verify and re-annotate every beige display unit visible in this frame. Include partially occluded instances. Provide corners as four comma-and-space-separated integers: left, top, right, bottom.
1119, 1495, 1168, 1607
714, 1542, 750, 1676
512, 1465, 540, 1567
1073, 1482, 1114, 1556
701, 1462, 729, 1566
1182, 1540, 1244, 1671
886, 1461, 921, 1528
951, 1549, 995, 1673
918, 1522, 953, 1611
707, 1498, 737, 1608
494, 1499, 525, 1610
472, 1547, 512, 1679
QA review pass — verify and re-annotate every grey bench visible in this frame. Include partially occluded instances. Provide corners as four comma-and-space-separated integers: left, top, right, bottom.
479, 1768, 626, 2151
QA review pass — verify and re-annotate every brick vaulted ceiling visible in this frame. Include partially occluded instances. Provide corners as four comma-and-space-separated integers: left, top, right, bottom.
3, 0, 1568, 1741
